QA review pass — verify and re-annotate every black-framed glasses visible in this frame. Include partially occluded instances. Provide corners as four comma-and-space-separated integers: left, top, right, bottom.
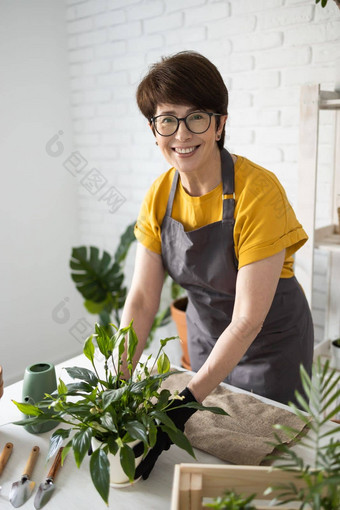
150, 111, 221, 137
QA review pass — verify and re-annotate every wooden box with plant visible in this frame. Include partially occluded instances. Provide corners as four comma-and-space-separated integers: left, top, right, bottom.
171, 358, 340, 510
12, 322, 227, 505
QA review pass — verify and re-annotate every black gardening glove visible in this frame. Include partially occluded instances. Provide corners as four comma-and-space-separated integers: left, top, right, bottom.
134, 387, 198, 480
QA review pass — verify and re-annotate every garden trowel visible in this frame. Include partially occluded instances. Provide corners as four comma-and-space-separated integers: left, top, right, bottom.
9, 445, 40, 507
34, 447, 63, 509
0, 442, 14, 493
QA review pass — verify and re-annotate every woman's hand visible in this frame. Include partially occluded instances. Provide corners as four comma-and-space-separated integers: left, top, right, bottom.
188, 249, 286, 402
133, 387, 198, 480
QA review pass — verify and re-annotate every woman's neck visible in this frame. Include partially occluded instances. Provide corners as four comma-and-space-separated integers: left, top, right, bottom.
179, 152, 236, 197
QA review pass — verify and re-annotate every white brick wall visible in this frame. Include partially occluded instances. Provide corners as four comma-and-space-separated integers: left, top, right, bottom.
65, 0, 340, 343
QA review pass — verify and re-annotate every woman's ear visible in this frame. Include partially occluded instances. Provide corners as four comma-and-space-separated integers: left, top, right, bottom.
218, 114, 228, 135
149, 122, 156, 137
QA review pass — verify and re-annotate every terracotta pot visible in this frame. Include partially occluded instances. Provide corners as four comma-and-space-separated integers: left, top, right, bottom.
170, 297, 192, 370
91, 438, 144, 487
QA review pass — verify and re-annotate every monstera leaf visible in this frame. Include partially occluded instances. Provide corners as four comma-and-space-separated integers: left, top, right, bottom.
113, 222, 135, 265
70, 246, 124, 303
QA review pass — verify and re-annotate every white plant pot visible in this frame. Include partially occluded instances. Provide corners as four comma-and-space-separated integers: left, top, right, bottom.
91, 438, 144, 487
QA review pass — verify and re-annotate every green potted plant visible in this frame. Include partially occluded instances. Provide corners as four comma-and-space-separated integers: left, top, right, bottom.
70, 222, 179, 348
203, 490, 256, 509
70, 222, 136, 329
331, 337, 340, 371
12, 322, 227, 505
265, 357, 340, 509
70, 220, 191, 363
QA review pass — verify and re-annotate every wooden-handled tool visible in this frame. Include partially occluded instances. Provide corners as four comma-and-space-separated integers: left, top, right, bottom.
0, 442, 13, 476
9, 445, 40, 508
34, 447, 64, 509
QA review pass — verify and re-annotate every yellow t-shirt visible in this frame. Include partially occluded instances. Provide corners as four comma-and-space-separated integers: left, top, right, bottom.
134, 155, 308, 278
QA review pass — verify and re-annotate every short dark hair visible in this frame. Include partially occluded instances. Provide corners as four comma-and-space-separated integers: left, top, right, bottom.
136, 51, 228, 150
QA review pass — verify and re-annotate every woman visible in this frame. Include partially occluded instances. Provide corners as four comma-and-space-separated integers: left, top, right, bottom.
120, 51, 314, 479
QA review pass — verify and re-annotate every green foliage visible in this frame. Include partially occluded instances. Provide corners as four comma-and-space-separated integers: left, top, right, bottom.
12, 322, 227, 505
266, 358, 340, 509
70, 221, 186, 347
204, 490, 256, 509
70, 223, 135, 326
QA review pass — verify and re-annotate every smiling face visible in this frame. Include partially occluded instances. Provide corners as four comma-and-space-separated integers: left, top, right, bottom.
152, 104, 227, 177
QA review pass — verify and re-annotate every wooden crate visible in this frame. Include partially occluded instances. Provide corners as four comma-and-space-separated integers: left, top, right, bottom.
171, 464, 307, 510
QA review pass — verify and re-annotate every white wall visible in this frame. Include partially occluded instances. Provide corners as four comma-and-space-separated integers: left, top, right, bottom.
0, 0, 85, 384
65, 0, 340, 343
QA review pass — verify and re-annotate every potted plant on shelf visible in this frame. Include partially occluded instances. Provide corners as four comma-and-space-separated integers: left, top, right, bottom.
12, 322, 227, 505
331, 337, 340, 371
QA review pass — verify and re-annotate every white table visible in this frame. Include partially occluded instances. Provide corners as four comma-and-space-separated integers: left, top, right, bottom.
0, 354, 338, 509
0, 354, 230, 510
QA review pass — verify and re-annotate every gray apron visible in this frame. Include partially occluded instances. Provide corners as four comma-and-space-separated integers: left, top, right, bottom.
161, 149, 314, 406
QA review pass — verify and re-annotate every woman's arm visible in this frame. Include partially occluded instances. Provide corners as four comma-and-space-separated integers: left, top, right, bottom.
187, 249, 286, 402
120, 243, 165, 373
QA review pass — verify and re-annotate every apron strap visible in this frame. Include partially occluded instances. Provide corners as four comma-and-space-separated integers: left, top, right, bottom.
221, 149, 235, 222
164, 170, 179, 218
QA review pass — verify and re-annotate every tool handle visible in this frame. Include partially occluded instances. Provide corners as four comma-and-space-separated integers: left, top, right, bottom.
0, 442, 13, 475
23, 445, 40, 477
47, 447, 63, 481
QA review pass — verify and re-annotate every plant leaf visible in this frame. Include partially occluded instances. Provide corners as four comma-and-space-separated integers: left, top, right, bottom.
102, 387, 127, 409
72, 428, 93, 468
70, 246, 123, 303
113, 222, 135, 265
100, 412, 117, 433
90, 448, 110, 505
162, 425, 195, 458
58, 379, 68, 396
48, 429, 70, 460
65, 382, 94, 395
95, 323, 113, 358
160, 336, 178, 347
120, 444, 135, 481
84, 335, 95, 362
149, 409, 177, 431
124, 420, 148, 445
175, 401, 229, 416
157, 352, 170, 374
127, 325, 138, 365
65, 366, 98, 386
12, 400, 41, 416
107, 436, 118, 456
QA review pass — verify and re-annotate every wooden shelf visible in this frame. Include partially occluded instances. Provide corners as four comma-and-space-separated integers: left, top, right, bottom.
315, 224, 340, 252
